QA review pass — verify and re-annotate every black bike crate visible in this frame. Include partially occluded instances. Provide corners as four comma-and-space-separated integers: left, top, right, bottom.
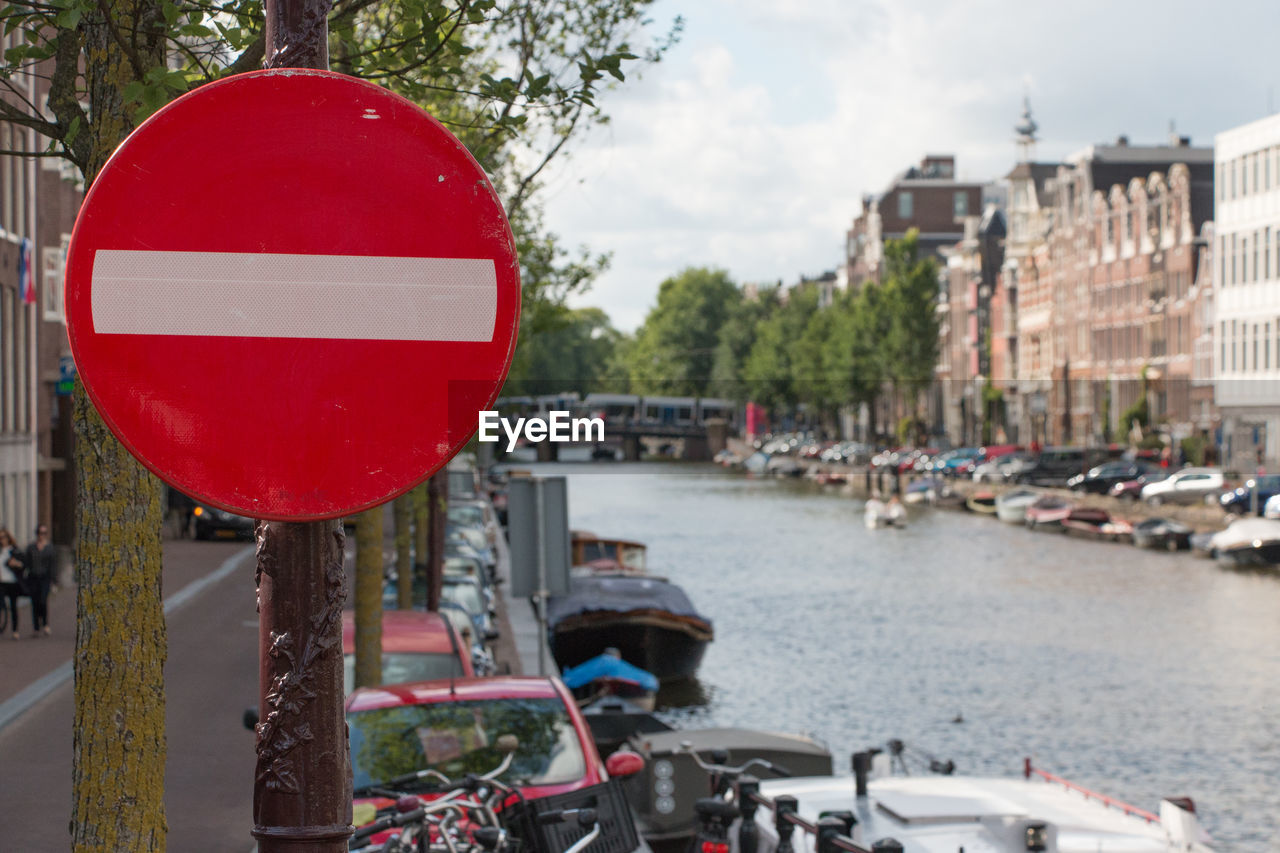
502, 779, 640, 853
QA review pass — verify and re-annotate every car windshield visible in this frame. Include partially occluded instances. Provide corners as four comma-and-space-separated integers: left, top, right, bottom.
348, 696, 586, 790
448, 506, 486, 527
344, 653, 465, 695
442, 582, 484, 615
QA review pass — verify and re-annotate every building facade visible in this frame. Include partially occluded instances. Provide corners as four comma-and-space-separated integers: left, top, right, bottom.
0, 34, 82, 545
846, 155, 986, 286
1214, 113, 1280, 472
1006, 134, 1214, 447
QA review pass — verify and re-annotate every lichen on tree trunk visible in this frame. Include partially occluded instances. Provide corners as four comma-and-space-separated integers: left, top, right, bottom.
71, 388, 166, 852
352, 507, 383, 689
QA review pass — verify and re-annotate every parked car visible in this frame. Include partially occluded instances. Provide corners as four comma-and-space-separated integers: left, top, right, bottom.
346, 676, 643, 841
1265, 494, 1280, 519
1012, 446, 1110, 487
191, 503, 255, 540
442, 575, 497, 641
1067, 461, 1148, 494
438, 601, 497, 675
341, 609, 473, 695
1220, 474, 1280, 515
1141, 467, 1225, 506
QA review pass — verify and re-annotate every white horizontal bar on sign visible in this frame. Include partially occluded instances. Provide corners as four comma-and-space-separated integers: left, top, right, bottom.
90, 249, 497, 342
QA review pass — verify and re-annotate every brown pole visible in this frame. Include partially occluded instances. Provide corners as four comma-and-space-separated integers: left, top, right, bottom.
253, 2, 351, 851
426, 470, 446, 611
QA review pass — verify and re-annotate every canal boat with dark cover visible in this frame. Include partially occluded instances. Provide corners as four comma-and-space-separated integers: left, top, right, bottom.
1131, 518, 1194, 551
624, 727, 833, 853
548, 573, 713, 682
1210, 517, 1280, 568
749, 744, 1213, 853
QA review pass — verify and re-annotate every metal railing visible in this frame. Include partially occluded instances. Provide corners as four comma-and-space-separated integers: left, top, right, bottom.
736, 778, 886, 853
1023, 758, 1160, 824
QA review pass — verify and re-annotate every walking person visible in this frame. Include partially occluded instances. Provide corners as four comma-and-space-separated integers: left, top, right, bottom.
0, 529, 23, 639
24, 524, 56, 637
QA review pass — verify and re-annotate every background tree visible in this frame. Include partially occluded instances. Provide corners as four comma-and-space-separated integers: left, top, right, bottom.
626, 266, 739, 395
710, 285, 779, 401
741, 284, 819, 417
0, 2, 675, 847
505, 305, 624, 396
880, 230, 941, 432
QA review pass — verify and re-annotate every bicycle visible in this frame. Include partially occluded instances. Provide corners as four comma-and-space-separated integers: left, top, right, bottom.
676, 741, 794, 853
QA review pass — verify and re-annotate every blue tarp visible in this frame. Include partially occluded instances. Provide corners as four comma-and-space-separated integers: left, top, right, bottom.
560, 653, 660, 692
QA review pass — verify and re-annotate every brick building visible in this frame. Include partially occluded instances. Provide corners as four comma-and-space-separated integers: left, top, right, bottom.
1004, 130, 1214, 447
0, 36, 82, 545
846, 155, 986, 286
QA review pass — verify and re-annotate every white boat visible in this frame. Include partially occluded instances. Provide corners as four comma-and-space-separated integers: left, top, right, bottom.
995, 488, 1040, 524
865, 499, 906, 529
748, 749, 1212, 853
1209, 517, 1280, 568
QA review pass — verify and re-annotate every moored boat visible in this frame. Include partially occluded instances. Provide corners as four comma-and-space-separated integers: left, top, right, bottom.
749, 743, 1213, 853
1131, 517, 1194, 551
548, 573, 713, 682
571, 531, 647, 573
1024, 495, 1073, 530
903, 476, 945, 505
1062, 507, 1131, 542
995, 488, 1039, 524
560, 649, 660, 712
965, 491, 998, 514
865, 496, 907, 529
1211, 517, 1280, 568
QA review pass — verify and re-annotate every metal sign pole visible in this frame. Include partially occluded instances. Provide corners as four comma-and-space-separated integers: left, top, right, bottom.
535, 477, 549, 676
252, 2, 352, 851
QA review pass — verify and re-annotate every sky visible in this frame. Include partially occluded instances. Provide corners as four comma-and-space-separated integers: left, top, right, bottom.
534, 0, 1280, 332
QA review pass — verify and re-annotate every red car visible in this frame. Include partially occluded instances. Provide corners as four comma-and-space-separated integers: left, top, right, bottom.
342, 609, 474, 695
347, 676, 640, 802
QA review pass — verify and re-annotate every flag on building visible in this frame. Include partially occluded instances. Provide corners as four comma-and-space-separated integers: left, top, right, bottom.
18, 238, 35, 305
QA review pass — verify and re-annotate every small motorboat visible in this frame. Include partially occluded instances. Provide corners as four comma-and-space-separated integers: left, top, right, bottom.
994, 488, 1039, 524
1062, 507, 1131, 542
1210, 517, 1280, 568
561, 649, 660, 712
965, 491, 997, 514
865, 497, 906, 529
1131, 517, 1194, 551
1023, 495, 1073, 530
903, 477, 945, 505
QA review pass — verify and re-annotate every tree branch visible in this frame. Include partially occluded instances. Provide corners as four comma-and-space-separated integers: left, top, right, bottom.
0, 97, 62, 139
45, 26, 89, 172
224, 29, 266, 74
94, 0, 150, 79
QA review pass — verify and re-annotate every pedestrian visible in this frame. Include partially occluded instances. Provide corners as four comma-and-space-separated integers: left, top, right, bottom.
24, 523, 56, 637
0, 528, 23, 640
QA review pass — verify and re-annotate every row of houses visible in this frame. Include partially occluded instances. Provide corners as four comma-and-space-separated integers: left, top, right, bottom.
843, 100, 1280, 473
1, 34, 79, 546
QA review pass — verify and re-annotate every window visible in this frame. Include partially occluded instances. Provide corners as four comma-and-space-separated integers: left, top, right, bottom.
897, 192, 913, 219
1267, 322, 1272, 370
1255, 324, 1260, 371
1269, 228, 1274, 281
1242, 234, 1249, 283
1254, 152, 1260, 193
954, 191, 968, 218
1255, 230, 1261, 282
1267, 148, 1272, 189
42, 241, 67, 322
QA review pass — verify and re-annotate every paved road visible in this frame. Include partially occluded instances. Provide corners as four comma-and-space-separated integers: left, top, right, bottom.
0, 539, 261, 851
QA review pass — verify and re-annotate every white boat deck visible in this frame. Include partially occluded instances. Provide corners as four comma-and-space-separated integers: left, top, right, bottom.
751, 773, 1211, 853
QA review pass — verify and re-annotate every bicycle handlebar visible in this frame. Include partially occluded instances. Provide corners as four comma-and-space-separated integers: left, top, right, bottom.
677, 742, 792, 778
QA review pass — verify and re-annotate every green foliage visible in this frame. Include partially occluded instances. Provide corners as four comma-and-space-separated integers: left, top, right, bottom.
711, 286, 780, 397
504, 305, 623, 395
1181, 434, 1206, 467
626, 267, 740, 396
1119, 396, 1149, 435
742, 284, 820, 411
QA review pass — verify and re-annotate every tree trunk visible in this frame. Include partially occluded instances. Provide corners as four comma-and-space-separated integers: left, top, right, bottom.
352, 507, 383, 689
72, 4, 169, 849
72, 392, 166, 852
394, 494, 412, 609
412, 483, 428, 586
425, 472, 446, 612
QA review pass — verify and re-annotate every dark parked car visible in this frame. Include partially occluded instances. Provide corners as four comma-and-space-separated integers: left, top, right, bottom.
1110, 469, 1170, 501
1220, 474, 1280, 515
192, 503, 255, 540
1067, 461, 1148, 494
1013, 447, 1110, 487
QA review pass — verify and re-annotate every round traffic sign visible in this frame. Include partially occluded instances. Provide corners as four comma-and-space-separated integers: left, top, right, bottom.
65, 70, 520, 521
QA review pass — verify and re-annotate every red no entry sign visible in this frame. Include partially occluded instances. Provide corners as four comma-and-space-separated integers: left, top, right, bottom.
65, 70, 520, 521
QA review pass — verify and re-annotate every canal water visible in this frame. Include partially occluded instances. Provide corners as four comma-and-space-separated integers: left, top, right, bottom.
513, 459, 1280, 850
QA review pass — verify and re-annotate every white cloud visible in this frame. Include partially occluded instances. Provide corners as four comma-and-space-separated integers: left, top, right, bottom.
537, 0, 1280, 332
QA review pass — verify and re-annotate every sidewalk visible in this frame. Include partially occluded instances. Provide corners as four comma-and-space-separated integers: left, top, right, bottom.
0, 537, 252, 711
